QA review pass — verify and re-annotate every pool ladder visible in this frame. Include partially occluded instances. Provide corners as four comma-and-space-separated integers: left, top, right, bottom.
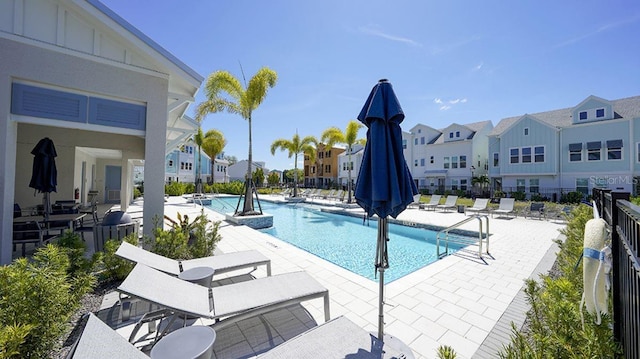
436, 215, 490, 260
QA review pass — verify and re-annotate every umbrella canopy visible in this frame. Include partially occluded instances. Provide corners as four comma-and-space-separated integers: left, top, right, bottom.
29, 137, 58, 193
354, 79, 417, 345
29, 137, 58, 218
355, 80, 417, 219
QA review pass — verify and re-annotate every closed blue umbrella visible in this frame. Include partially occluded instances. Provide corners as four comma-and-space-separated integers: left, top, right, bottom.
355, 79, 418, 344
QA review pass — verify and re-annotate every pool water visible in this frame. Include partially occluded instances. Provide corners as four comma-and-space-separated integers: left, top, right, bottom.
208, 197, 466, 282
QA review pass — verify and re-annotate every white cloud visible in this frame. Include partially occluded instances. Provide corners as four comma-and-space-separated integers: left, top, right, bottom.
359, 26, 422, 47
474, 62, 483, 71
435, 98, 468, 111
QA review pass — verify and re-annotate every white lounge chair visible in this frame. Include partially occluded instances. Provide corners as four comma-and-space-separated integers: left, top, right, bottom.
115, 241, 272, 277
118, 264, 330, 339
419, 194, 441, 211
465, 198, 489, 216
257, 316, 410, 358
491, 198, 516, 218
436, 195, 458, 212
68, 313, 148, 358
407, 194, 422, 209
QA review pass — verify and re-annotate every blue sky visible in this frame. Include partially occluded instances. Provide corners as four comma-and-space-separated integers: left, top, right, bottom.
101, 0, 640, 171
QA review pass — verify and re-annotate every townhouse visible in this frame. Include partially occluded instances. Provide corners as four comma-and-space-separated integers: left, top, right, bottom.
303, 144, 345, 188
489, 95, 640, 199
403, 121, 494, 194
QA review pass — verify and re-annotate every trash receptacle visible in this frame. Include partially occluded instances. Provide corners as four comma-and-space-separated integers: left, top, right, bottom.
457, 205, 465, 213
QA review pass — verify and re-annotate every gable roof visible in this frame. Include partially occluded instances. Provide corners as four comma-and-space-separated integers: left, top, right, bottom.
490, 95, 640, 136
431, 120, 493, 145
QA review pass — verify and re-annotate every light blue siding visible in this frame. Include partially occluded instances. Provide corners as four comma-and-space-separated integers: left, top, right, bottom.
499, 116, 557, 174
488, 136, 500, 176
561, 121, 629, 172
165, 152, 178, 174
88, 98, 146, 130
634, 118, 640, 173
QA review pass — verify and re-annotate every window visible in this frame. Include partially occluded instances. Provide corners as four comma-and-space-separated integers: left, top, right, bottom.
449, 132, 453, 139
596, 108, 605, 118
430, 156, 434, 164
403, 139, 407, 149
460, 179, 468, 191
451, 156, 458, 169
420, 158, 425, 166
414, 138, 418, 145
493, 153, 499, 167
529, 179, 539, 193
325, 165, 331, 172
510, 148, 519, 164
522, 147, 532, 163
516, 179, 525, 192
180, 162, 185, 170
587, 141, 602, 161
319, 152, 324, 159
534, 146, 545, 163
455, 131, 460, 138
418, 129, 421, 133
168, 160, 174, 167
576, 178, 589, 196
569, 143, 582, 162
420, 137, 425, 145
607, 139, 622, 160
444, 157, 450, 169
460, 155, 467, 168
524, 128, 529, 136
637, 143, 640, 162
579, 111, 587, 120
451, 179, 458, 190
327, 151, 331, 157
414, 159, 418, 167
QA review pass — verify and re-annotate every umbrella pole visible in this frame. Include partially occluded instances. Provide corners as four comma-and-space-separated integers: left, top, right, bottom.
377, 218, 389, 340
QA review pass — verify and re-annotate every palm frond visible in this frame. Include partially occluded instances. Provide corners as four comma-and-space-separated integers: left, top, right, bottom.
245, 67, 278, 111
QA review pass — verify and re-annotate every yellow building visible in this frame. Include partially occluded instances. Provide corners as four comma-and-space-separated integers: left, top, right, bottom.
304, 144, 345, 188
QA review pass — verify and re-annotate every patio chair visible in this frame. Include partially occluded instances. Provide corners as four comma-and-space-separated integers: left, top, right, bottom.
465, 198, 489, 216
118, 264, 330, 342
491, 198, 516, 218
115, 241, 272, 277
13, 219, 58, 256
436, 195, 458, 212
524, 202, 545, 220
330, 189, 344, 201
407, 194, 422, 209
419, 194, 441, 211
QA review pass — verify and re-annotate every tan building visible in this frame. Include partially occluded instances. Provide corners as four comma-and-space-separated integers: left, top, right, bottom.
304, 144, 345, 188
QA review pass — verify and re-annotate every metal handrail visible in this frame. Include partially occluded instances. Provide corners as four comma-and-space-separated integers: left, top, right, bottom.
436, 215, 490, 259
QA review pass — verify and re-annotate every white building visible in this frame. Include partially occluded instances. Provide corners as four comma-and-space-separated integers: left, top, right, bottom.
228, 160, 269, 183
337, 144, 364, 188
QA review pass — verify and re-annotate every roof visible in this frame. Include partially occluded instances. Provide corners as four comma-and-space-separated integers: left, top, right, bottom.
430, 120, 493, 145
490, 95, 640, 136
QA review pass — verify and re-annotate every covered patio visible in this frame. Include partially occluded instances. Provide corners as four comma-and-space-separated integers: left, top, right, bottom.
0, 0, 202, 264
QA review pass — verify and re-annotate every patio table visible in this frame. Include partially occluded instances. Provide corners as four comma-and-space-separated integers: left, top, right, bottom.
150, 325, 216, 359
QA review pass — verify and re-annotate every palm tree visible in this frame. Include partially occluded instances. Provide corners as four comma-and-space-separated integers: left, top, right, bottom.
201, 129, 226, 185
321, 120, 366, 203
270, 133, 316, 197
196, 67, 277, 215
306, 142, 323, 189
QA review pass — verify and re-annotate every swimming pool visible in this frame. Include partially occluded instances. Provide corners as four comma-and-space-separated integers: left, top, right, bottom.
207, 196, 467, 282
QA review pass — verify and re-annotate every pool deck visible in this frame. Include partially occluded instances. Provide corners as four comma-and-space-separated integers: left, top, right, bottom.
117, 195, 565, 359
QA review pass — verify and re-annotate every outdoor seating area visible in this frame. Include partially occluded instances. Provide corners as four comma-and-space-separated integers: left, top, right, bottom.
436, 195, 458, 212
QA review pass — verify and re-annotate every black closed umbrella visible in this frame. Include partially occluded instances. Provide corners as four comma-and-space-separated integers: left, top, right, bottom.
29, 137, 58, 219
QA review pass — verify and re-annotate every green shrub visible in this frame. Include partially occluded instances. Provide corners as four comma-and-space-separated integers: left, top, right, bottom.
98, 233, 139, 281
0, 323, 34, 359
154, 211, 221, 260
437, 345, 457, 359
133, 187, 142, 198
0, 245, 95, 358
56, 231, 94, 276
494, 190, 505, 198
500, 204, 621, 358
510, 191, 526, 201
165, 181, 187, 196
561, 191, 584, 204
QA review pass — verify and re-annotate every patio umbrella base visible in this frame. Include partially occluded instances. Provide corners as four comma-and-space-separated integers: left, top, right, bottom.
369, 332, 415, 359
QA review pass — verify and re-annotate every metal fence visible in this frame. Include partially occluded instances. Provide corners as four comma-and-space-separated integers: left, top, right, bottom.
592, 188, 639, 359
